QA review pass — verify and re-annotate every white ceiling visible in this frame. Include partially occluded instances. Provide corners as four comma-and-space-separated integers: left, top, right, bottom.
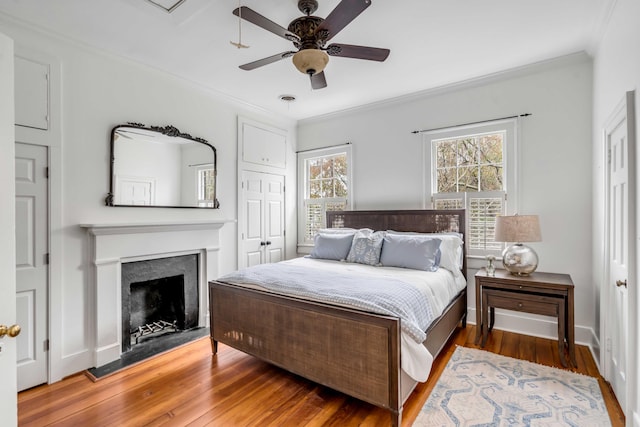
0, 0, 610, 120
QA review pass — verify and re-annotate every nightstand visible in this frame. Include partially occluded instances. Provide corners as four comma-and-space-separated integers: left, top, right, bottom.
475, 269, 576, 367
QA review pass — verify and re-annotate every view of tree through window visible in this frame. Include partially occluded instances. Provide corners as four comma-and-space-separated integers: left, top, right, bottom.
308, 154, 348, 199
302, 152, 349, 242
435, 133, 503, 193
431, 130, 508, 255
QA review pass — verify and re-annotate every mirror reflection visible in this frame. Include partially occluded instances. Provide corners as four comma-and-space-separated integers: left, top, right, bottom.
106, 123, 219, 208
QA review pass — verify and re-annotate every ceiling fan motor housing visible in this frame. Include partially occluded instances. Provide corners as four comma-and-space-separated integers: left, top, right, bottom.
288, 14, 329, 75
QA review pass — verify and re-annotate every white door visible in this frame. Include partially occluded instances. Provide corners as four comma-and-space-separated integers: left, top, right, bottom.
239, 171, 285, 268
603, 91, 636, 414
15, 142, 48, 391
116, 176, 155, 205
0, 31, 18, 425
263, 173, 285, 264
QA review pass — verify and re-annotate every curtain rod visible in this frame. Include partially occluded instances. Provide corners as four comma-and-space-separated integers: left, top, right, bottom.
296, 142, 352, 154
411, 113, 532, 134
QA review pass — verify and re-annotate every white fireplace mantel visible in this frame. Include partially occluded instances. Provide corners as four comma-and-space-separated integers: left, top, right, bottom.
81, 219, 233, 367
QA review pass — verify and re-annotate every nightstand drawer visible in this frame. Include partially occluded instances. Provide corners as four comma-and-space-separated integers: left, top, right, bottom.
482, 281, 568, 297
484, 289, 561, 317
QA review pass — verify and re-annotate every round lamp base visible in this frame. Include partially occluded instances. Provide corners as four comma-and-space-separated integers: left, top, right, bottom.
502, 243, 538, 276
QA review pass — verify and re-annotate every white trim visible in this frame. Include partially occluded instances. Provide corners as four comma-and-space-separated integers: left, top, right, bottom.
423, 119, 518, 256
600, 90, 637, 417
81, 221, 228, 367
299, 52, 590, 124
14, 46, 63, 384
423, 118, 518, 209
467, 307, 596, 348
297, 144, 353, 246
237, 116, 289, 268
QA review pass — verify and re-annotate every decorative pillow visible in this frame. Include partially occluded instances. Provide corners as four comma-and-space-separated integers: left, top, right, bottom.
309, 233, 354, 261
346, 230, 385, 266
380, 234, 442, 271
387, 230, 463, 275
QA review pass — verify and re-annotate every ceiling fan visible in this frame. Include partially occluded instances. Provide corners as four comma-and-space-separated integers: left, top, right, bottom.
232, 0, 390, 89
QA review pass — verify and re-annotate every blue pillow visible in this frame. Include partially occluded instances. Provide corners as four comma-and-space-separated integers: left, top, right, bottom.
380, 234, 442, 271
346, 231, 385, 266
309, 233, 354, 261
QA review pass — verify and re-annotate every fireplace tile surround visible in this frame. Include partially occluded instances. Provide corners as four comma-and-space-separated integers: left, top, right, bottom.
81, 220, 231, 368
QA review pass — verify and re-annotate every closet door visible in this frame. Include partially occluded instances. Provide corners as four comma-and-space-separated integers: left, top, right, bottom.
239, 171, 285, 268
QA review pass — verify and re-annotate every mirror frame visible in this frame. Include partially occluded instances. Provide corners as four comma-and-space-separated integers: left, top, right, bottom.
105, 122, 220, 208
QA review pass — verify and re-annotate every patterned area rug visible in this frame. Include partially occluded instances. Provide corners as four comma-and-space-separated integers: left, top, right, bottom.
415, 346, 611, 426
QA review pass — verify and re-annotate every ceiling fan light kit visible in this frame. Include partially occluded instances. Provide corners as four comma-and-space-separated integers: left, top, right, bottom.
292, 49, 329, 75
232, 0, 389, 89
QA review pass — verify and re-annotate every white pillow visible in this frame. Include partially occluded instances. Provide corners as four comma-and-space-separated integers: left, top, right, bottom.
317, 227, 358, 234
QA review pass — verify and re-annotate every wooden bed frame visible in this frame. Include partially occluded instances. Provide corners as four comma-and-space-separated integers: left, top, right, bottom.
209, 209, 467, 426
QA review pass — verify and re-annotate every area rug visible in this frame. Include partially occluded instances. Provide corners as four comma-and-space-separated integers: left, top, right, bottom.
414, 346, 611, 426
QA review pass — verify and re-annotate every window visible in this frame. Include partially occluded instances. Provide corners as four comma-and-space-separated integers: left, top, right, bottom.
424, 119, 517, 256
197, 167, 216, 207
298, 145, 353, 246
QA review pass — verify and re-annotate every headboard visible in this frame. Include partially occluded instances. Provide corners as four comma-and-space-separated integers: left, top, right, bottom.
326, 209, 467, 278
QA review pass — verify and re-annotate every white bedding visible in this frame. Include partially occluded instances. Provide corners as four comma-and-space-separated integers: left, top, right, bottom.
223, 257, 466, 382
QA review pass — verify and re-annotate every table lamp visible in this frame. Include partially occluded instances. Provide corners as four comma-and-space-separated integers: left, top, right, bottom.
494, 214, 542, 276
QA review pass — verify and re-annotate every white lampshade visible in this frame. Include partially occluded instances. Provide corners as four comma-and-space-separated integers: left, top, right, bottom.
495, 215, 542, 276
292, 49, 329, 75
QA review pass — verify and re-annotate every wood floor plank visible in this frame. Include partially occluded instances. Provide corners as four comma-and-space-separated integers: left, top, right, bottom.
19, 326, 624, 427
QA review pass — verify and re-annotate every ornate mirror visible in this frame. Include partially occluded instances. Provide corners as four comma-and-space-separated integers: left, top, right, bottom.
106, 123, 219, 208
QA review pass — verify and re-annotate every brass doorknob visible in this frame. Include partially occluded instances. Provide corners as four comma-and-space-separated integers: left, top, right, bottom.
616, 279, 628, 288
0, 324, 21, 338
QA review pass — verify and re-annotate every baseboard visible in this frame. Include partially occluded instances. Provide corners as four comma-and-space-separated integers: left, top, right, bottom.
467, 307, 596, 351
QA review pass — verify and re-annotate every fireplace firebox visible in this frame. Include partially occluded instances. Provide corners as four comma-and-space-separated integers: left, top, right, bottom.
121, 254, 199, 354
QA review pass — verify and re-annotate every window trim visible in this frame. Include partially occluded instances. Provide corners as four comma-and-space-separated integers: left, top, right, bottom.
423, 119, 519, 257
297, 144, 353, 251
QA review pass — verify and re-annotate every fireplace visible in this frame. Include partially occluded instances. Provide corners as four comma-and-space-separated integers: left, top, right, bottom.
81, 220, 230, 369
121, 254, 199, 353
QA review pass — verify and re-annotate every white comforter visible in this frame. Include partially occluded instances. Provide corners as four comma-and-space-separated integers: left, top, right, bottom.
221, 257, 467, 382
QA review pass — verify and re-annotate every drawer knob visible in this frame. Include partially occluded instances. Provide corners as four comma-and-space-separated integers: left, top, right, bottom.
519, 285, 523, 289
518, 303, 523, 308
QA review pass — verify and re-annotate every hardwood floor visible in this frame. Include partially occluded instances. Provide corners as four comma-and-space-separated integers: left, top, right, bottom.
19, 326, 625, 426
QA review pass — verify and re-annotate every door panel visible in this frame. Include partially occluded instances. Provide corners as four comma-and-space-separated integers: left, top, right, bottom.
264, 175, 285, 264
15, 142, 48, 391
239, 171, 285, 267
243, 172, 264, 268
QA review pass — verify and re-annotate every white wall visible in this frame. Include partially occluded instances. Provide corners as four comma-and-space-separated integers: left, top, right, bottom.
1, 16, 297, 382
592, 0, 640, 422
298, 53, 594, 344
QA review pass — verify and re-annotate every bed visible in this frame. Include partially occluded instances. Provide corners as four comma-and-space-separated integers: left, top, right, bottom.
208, 209, 467, 426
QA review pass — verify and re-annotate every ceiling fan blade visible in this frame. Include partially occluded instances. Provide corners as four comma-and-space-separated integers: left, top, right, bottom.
316, 0, 371, 42
233, 7, 299, 42
239, 51, 296, 71
310, 71, 327, 90
326, 43, 390, 61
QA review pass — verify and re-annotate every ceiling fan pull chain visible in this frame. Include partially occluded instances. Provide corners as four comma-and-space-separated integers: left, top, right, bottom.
230, 0, 250, 49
